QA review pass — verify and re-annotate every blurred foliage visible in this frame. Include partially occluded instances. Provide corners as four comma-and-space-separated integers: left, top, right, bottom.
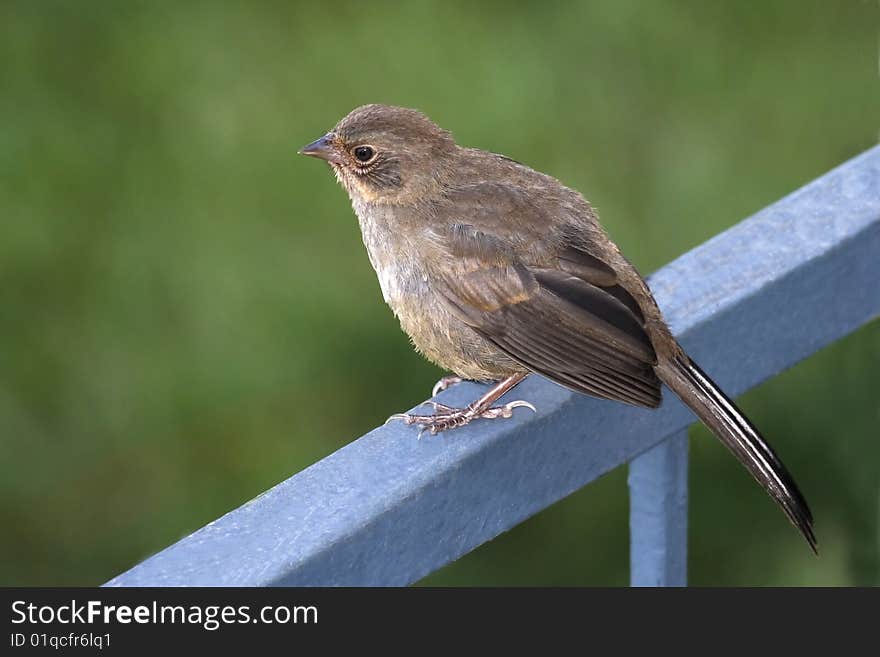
0, 0, 877, 586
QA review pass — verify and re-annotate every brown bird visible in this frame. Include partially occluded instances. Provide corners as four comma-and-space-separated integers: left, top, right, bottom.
299, 104, 816, 552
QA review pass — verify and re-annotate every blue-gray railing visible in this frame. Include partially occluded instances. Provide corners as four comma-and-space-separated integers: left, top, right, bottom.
106, 146, 880, 587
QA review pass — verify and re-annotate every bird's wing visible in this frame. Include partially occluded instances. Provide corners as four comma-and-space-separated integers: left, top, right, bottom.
427, 222, 662, 408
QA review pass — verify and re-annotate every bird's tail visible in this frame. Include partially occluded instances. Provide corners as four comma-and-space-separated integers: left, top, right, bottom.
656, 354, 817, 553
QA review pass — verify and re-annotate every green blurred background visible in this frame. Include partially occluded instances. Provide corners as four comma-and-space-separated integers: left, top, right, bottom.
1, 0, 878, 586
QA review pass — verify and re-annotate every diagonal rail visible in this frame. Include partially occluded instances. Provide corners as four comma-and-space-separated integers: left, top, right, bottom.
106, 146, 880, 586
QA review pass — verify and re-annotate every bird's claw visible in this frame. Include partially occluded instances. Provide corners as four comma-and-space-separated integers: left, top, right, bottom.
431, 376, 464, 397
420, 401, 457, 412
385, 399, 537, 437
476, 399, 537, 419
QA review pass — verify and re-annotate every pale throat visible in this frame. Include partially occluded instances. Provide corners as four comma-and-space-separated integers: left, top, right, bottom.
350, 197, 427, 312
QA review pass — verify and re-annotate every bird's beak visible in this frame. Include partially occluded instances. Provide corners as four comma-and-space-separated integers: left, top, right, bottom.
298, 133, 345, 165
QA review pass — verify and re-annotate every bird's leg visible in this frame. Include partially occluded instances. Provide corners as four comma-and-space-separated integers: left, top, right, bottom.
431, 375, 463, 397
388, 372, 535, 436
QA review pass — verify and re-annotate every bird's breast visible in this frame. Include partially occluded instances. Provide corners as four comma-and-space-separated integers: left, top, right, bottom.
351, 202, 520, 380
354, 203, 427, 307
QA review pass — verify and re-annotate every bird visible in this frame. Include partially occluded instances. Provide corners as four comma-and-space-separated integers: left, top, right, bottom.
299, 103, 817, 552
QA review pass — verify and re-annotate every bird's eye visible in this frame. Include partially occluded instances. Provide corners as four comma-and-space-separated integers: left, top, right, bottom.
353, 146, 375, 163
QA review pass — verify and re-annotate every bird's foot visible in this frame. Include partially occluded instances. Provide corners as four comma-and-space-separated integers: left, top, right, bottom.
387, 400, 536, 437
431, 375, 464, 397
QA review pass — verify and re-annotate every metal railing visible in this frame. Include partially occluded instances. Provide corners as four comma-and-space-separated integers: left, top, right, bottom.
106, 146, 880, 587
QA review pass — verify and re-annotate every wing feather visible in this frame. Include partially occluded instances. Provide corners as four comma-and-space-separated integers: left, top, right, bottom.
431, 221, 661, 408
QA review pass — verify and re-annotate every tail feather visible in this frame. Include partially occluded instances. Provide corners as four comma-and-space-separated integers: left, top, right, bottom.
657, 355, 817, 553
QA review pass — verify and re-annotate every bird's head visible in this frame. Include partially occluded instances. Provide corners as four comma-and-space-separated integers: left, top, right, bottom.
299, 104, 456, 205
